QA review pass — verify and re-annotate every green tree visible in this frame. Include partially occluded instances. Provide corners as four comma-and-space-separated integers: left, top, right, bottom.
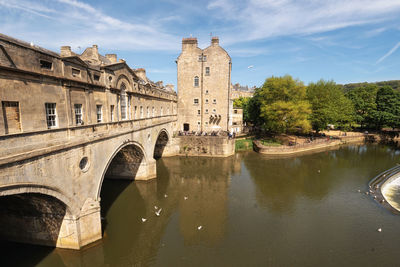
346, 84, 378, 128
257, 75, 311, 134
307, 80, 355, 132
375, 86, 400, 129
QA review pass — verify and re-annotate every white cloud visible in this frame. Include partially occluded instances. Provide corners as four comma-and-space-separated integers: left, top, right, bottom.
0, 0, 180, 51
207, 0, 400, 44
376, 41, 400, 64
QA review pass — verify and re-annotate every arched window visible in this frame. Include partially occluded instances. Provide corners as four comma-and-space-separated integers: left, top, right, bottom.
194, 76, 199, 87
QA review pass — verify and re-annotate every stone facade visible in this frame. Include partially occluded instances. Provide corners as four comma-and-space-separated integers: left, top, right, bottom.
231, 83, 255, 100
0, 33, 177, 135
0, 33, 178, 249
231, 108, 243, 133
177, 37, 232, 132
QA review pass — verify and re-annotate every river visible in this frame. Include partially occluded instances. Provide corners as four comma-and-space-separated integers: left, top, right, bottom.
2, 143, 400, 266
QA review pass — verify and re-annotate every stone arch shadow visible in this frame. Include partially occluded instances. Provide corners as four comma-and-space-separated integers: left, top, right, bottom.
0, 184, 73, 248
96, 141, 149, 200
153, 128, 171, 160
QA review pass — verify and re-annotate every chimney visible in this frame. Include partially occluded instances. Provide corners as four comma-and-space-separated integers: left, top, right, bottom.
211, 36, 219, 46
105, 54, 117, 63
92, 44, 98, 55
134, 68, 147, 81
156, 81, 164, 88
119, 59, 125, 63
60, 46, 72, 57
182, 37, 198, 51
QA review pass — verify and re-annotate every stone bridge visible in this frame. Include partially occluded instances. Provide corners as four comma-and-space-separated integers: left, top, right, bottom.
0, 116, 178, 249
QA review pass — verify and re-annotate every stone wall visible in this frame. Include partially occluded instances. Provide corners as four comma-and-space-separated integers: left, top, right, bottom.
176, 136, 234, 157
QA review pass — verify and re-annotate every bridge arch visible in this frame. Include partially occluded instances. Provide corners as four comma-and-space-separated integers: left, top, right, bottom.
153, 128, 170, 159
0, 184, 73, 247
0, 183, 73, 213
96, 141, 149, 199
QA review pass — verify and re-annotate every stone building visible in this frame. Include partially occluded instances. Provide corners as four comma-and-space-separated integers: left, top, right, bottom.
0, 33, 177, 136
231, 108, 243, 133
231, 83, 255, 100
177, 37, 232, 132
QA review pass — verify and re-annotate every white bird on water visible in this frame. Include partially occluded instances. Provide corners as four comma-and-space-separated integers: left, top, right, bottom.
154, 205, 158, 210
164, 194, 168, 198
247, 65, 254, 69
184, 196, 188, 200
318, 170, 321, 173
141, 218, 147, 222
197, 225, 203, 230
377, 228, 382, 232
155, 208, 162, 216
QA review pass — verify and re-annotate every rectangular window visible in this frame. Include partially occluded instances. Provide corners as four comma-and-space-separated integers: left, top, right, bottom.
203, 55, 207, 61
45, 103, 57, 128
205, 67, 210, 75
134, 106, 137, 119
2, 101, 21, 134
167, 107, 170, 114
128, 95, 132, 119
161, 107, 163, 116
147, 106, 149, 118
72, 68, 81, 77
194, 99, 199, 104
93, 74, 100, 81
40, 60, 52, 70
152, 107, 155, 117
110, 105, 114, 121
96, 105, 102, 123
198, 55, 203, 61
74, 104, 83, 125
140, 106, 143, 118
120, 94, 127, 120
234, 110, 238, 114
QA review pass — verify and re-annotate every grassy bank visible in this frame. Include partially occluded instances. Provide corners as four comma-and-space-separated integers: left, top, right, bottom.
235, 139, 253, 151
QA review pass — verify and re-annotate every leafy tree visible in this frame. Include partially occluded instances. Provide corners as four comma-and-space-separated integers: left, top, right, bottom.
257, 75, 311, 134
307, 80, 354, 132
346, 84, 378, 128
375, 86, 400, 129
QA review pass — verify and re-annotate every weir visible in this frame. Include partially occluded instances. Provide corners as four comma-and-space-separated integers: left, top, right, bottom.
368, 164, 400, 213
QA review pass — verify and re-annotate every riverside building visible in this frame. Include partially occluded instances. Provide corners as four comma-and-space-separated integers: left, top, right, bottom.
176, 37, 232, 132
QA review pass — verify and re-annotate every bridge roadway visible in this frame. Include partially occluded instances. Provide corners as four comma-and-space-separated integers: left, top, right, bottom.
0, 115, 178, 249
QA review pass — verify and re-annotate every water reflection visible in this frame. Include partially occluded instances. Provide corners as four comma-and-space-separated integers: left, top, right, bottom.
4, 144, 400, 266
242, 144, 398, 214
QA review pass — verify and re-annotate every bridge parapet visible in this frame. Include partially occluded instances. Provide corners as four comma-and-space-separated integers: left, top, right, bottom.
0, 115, 177, 166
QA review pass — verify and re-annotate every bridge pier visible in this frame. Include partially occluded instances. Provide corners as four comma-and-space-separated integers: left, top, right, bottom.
56, 198, 101, 249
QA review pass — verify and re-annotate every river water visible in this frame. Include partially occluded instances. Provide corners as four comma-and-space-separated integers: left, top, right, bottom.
3, 144, 400, 266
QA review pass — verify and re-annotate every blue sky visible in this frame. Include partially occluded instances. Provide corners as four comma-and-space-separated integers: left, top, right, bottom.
2, 0, 400, 89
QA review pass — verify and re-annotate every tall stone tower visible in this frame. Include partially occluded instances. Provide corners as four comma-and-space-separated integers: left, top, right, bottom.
177, 37, 232, 132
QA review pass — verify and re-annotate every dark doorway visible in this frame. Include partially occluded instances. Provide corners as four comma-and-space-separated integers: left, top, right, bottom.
183, 123, 189, 131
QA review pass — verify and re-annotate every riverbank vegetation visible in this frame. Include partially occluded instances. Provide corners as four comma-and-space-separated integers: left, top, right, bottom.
235, 138, 253, 151
235, 75, 400, 135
